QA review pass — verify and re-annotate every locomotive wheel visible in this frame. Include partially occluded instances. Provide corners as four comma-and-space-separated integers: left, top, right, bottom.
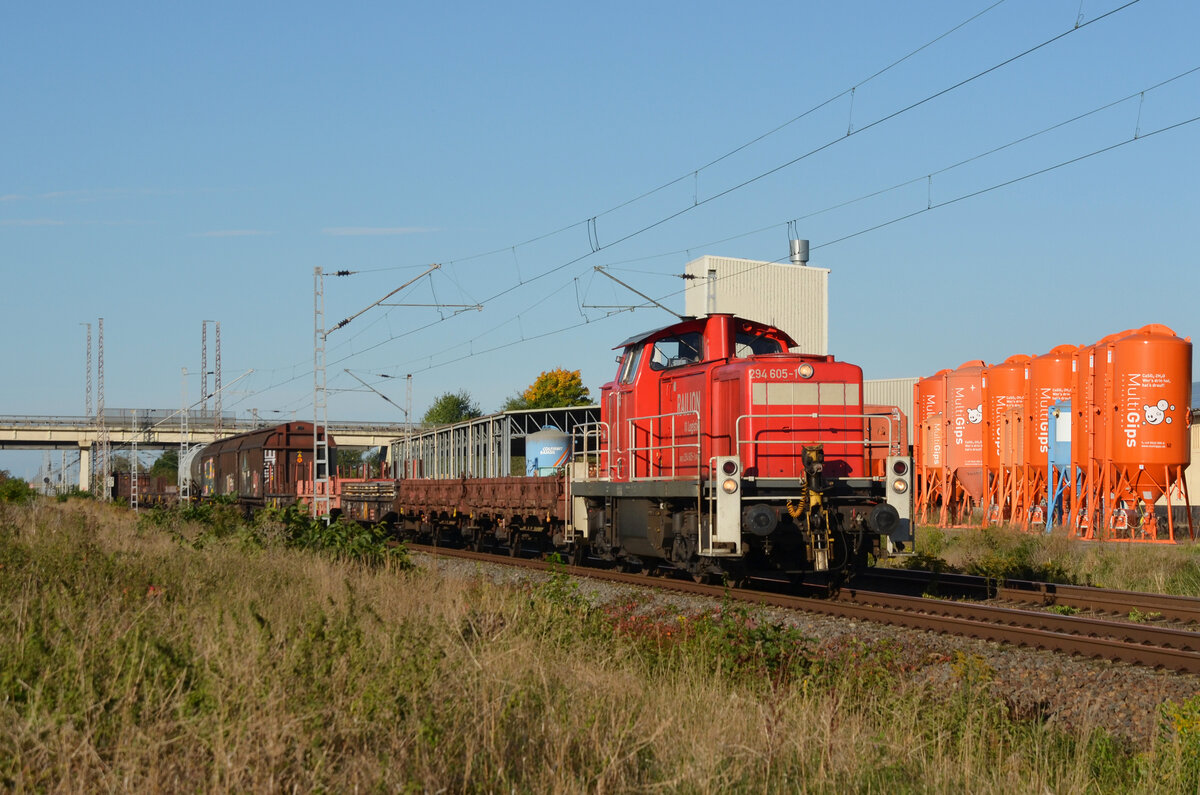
569, 543, 586, 567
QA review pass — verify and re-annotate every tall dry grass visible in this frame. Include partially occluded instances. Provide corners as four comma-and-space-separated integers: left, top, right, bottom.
1, 498, 1197, 792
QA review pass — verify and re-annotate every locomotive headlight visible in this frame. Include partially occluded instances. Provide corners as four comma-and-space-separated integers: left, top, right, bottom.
721, 460, 739, 476
891, 478, 909, 494
722, 478, 739, 494
798, 363, 815, 379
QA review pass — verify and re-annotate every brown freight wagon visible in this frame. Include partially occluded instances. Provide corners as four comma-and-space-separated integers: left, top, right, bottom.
112, 472, 176, 505
340, 474, 569, 552
189, 422, 336, 510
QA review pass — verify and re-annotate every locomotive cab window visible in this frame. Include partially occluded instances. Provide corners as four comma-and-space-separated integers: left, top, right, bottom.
649, 332, 703, 370
618, 345, 642, 384
734, 332, 784, 358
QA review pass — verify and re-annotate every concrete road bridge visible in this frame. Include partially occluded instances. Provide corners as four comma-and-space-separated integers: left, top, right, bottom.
0, 411, 409, 490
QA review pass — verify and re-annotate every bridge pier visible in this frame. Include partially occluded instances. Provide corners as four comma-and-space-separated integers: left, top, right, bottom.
78, 444, 91, 491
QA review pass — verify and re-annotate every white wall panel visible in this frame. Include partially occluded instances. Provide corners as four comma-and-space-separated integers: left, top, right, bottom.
683, 255, 828, 355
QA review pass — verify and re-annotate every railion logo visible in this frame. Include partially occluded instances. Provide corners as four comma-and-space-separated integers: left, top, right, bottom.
678, 390, 701, 414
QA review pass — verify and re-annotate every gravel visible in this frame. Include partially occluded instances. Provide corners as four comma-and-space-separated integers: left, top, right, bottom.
413, 551, 1200, 747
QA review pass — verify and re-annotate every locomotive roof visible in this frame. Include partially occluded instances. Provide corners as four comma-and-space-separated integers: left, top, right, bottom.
612, 314, 797, 349
613, 321, 691, 350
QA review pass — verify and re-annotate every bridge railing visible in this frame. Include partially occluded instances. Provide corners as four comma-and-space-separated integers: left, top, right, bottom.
0, 414, 411, 435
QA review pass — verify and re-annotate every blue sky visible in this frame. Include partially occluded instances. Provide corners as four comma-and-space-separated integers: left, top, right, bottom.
2, 0, 1198, 479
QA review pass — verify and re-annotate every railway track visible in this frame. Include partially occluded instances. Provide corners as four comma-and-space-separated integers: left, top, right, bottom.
860, 567, 1200, 625
411, 543, 1200, 674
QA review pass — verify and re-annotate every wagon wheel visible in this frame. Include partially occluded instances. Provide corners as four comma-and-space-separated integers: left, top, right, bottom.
508, 532, 521, 557
569, 543, 586, 567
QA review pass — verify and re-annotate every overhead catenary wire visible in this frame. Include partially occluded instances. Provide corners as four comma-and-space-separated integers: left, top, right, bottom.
223, 58, 1196, 418
602, 63, 1200, 270
313, 0, 1012, 277
424, 0, 1143, 318
283, 4, 1143, 359
226, 1, 1159, 414
383, 113, 1200, 382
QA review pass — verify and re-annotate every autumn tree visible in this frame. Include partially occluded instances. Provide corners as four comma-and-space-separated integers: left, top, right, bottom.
422, 390, 482, 426
502, 368, 591, 411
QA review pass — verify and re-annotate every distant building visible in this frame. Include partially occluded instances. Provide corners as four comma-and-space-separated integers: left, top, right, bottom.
682, 254, 828, 355
865, 377, 917, 440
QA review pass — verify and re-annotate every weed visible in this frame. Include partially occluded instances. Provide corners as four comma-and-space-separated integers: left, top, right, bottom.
4, 500, 1199, 792
1047, 604, 1080, 616
1159, 692, 1200, 784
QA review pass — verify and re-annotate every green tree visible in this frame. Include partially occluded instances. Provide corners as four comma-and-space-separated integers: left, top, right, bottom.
502, 368, 592, 411
149, 449, 179, 479
0, 470, 35, 502
109, 453, 147, 473
337, 447, 369, 477
422, 390, 482, 426
365, 446, 388, 477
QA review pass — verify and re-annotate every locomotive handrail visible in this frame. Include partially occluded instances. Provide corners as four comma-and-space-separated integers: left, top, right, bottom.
626, 410, 701, 481
734, 411, 900, 470
572, 421, 612, 481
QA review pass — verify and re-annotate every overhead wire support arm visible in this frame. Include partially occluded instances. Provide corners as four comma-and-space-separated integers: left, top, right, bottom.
593, 266, 683, 320
344, 369, 409, 418
328, 263, 441, 336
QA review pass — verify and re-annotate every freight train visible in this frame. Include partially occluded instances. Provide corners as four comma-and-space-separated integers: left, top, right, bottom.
179, 313, 914, 582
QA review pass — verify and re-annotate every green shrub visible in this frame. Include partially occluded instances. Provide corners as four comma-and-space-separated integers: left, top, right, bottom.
0, 472, 36, 503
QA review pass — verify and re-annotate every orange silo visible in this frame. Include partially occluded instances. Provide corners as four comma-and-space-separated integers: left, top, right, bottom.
1108, 324, 1193, 540
943, 360, 987, 523
1081, 330, 1135, 535
913, 369, 951, 523
1070, 331, 1132, 537
1021, 344, 1077, 527
982, 355, 1029, 524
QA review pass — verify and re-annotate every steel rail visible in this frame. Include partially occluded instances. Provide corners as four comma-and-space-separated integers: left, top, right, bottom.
409, 543, 1200, 674
996, 582, 1200, 625
860, 567, 1200, 625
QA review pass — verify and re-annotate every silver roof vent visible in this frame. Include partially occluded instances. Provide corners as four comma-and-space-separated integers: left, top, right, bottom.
789, 238, 809, 266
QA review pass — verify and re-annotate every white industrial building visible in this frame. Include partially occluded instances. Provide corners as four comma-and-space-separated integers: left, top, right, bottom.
682, 252, 828, 355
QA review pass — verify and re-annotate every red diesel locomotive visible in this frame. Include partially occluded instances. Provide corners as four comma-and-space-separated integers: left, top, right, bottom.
566, 312, 912, 582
